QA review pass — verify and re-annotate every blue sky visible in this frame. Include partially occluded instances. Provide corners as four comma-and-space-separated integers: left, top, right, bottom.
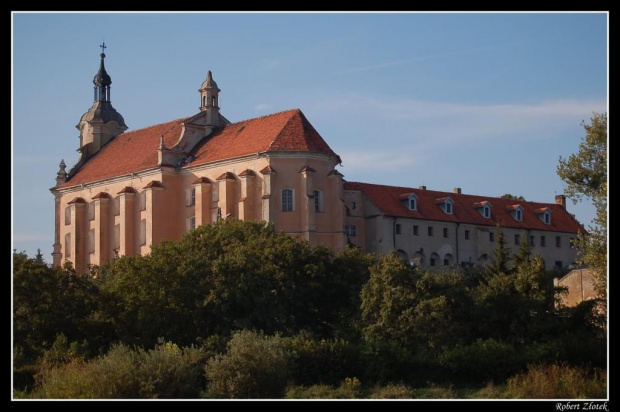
12, 12, 607, 262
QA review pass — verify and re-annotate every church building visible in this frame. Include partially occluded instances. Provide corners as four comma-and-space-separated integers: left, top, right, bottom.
51, 48, 584, 272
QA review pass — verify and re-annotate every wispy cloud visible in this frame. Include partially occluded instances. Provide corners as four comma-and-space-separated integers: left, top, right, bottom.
254, 103, 273, 112
336, 41, 525, 75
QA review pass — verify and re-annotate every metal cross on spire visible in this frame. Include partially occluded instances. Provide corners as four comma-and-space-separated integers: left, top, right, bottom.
100, 42, 107, 54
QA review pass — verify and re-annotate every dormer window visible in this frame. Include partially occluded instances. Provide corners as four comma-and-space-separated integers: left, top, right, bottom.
534, 208, 552, 225
506, 204, 524, 222
435, 197, 454, 215
399, 193, 418, 211
474, 201, 492, 218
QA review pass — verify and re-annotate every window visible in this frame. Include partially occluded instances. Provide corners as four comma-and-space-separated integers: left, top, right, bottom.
187, 188, 196, 206
187, 216, 196, 231
395, 224, 402, 235
407, 194, 417, 211
529, 236, 535, 246
89, 229, 95, 254
413, 225, 419, 236
445, 202, 453, 214
345, 224, 356, 236
513, 207, 523, 221
114, 224, 120, 249
430, 258, 436, 267
65, 206, 71, 225
514, 234, 520, 246
88, 202, 95, 221
313, 190, 323, 212
428, 227, 434, 237
464, 230, 470, 240
544, 212, 551, 225
113, 196, 120, 216
483, 206, 491, 218
443, 228, 449, 238
570, 237, 575, 249
443, 258, 450, 266
540, 236, 546, 247
281, 189, 294, 212
489, 232, 495, 242
139, 219, 146, 246
554, 261, 563, 269
139, 191, 146, 211
351, 201, 356, 210
555, 236, 561, 248
64, 233, 71, 258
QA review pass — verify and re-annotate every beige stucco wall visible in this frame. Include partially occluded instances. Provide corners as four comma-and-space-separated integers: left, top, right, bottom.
56, 152, 345, 272
343, 189, 579, 271
555, 268, 598, 307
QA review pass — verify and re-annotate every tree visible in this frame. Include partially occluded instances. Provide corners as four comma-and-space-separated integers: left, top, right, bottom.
485, 225, 511, 276
557, 112, 607, 300
500, 194, 526, 201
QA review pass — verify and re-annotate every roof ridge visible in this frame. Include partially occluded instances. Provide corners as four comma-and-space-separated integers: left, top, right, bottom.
123, 116, 190, 135
225, 108, 300, 127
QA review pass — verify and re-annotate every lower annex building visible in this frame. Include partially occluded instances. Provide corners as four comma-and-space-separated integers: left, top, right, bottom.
51, 49, 584, 272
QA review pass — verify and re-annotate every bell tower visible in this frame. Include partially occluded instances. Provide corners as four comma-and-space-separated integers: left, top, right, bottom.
199, 70, 221, 126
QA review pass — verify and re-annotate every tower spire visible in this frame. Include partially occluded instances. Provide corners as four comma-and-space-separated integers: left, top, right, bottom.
93, 42, 112, 102
199, 70, 221, 126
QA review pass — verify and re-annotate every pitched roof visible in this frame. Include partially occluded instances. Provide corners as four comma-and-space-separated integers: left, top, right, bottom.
344, 182, 586, 234
58, 109, 338, 189
190, 109, 338, 166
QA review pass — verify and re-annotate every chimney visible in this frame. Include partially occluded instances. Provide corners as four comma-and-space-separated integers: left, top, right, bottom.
555, 194, 566, 209
453, 187, 461, 194
419, 185, 426, 190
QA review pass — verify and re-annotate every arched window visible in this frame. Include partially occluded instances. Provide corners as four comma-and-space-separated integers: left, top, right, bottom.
281, 189, 294, 212
203, 96, 206, 107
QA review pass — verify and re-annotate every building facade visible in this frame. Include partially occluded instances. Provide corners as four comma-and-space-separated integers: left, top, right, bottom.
343, 182, 584, 271
51, 50, 585, 273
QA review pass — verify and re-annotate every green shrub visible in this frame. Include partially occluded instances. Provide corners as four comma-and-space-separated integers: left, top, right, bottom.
506, 363, 607, 399
439, 338, 520, 383
285, 335, 359, 385
31, 341, 207, 399
285, 378, 362, 399
368, 383, 414, 399
205, 330, 292, 399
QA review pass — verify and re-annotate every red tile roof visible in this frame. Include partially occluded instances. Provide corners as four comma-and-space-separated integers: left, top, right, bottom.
144, 180, 163, 188
58, 109, 338, 189
260, 165, 276, 174
192, 177, 212, 185
91, 192, 111, 200
67, 197, 86, 204
344, 182, 586, 234
216, 172, 236, 181
117, 187, 137, 194
238, 169, 256, 177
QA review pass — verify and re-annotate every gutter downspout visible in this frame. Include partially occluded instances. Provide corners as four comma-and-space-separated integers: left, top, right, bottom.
393, 217, 397, 251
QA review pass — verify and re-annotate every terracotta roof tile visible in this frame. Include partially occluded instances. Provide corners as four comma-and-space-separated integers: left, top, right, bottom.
144, 180, 163, 189
67, 197, 86, 204
260, 165, 276, 174
505, 204, 522, 211
192, 177, 212, 185
344, 182, 585, 234
473, 201, 491, 208
298, 166, 317, 173
191, 109, 339, 166
327, 169, 344, 177
238, 169, 256, 177
58, 109, 338, 189
216, 172, 236, 180
91, 192, 111, 200
117, 186, 137, 194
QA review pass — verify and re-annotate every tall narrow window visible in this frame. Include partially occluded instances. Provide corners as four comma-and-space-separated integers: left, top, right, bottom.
313, 190, 323, 212
541, 236, 546, 247
483, 205, 491, 218
428, 227, 434, 237
64, 233, 71, 258
515, 209, 523, 221
489, 232, 495, 242
515, 234, 520, 246
65, 206, 71, 225
395, 224, 402, 235
281, 189, 294, 212
556, 236, 561, 248
529, 236, 535, 246
188, 216, 196, 231
445, 202, 453, 214
465, 230, 470, 240
443, 228, 449, 238
89, 229, 95, 254
351, 201, 356, 210
413, 225, 419, 236
139, 219, 146, 246
187, 188, 196, 206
